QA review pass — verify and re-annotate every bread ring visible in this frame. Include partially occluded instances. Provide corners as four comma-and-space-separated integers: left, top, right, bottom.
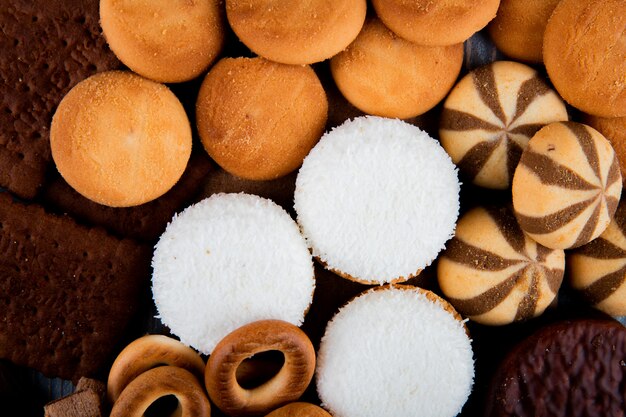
265, 402, 332, 417
205, 320, 315, 417
110, 366, 210, 417
107, 334, 205, 403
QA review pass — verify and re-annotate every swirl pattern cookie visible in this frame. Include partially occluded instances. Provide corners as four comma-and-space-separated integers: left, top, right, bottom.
585, 115, 626, 184
512, 122, 622, 249
440, 61, 568, 189
438, 206, 564, 325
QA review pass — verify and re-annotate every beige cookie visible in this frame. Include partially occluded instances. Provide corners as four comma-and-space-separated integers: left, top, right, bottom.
330, 18, 463, 119
100, 0, 225, 83
226, 0, 366, 65
440, 61, 568, 189
585, 115, 626, 184
512, 122, 622, 249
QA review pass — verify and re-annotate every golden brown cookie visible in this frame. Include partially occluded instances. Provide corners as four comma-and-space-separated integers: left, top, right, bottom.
50, 71, 192, 207
512, 122, 622, 249
226, 0, 366, 65
585, 115, 626, 184
438, 206, 564, 325
196, 57, 327, 180
372, 0, 500, 46
265, 403, 332, 417
330, 18, 463, 119
488, 0, 560, 63
100, 0, 225, 83
440, 61, 568, 189
543, 0, 626, 117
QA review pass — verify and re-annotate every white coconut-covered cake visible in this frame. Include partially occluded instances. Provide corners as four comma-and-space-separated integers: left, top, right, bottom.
316, 286, 475, 417
294, 116, 460, 284
151, 193, 315, 354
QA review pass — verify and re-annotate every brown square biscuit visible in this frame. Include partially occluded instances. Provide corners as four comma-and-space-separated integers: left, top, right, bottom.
0, 193, 150, 381
0, 0, 120, 199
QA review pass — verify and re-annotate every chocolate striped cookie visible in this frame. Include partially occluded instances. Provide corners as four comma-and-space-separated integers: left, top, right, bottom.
512, 122, 622, 250
568, 198, 626, 316
440, 61, 567, 189
438, 206, 564, 325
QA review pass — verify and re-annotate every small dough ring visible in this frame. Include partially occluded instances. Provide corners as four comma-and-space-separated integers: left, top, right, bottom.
265, 402, 332, 417
110, 366, 211, 417
107, 335, 205, 403
205, 320, 316, 417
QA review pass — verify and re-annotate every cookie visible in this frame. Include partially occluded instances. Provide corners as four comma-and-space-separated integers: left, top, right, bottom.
0, 193, 150, 381
196, 57, 327, 181
585, 115, 626, 184
440, 61, 568, 189
371, 0, 500, 46
44, 389, 102, 417
487, 0, 560, 63
100, 0, 225, 83
438, 206, 565, 325
512, 122, 622, 249
0, 0, 120, 199
50, 71, 192, 207
330, 18, 463, 119
543, 0, 626, 117
568, 198, 626, 317
225, 0, 366, 65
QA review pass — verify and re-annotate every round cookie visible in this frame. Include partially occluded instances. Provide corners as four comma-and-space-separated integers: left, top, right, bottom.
266, 403, 332, 417
316, 286, 474, 417
512, 122, 622, 250
294, 116, 460, 284
543, 0, 626, 117
371, 0, 500, 46
485, 318, 626, 417
585, 115, 626, 184
438, 206, 564, 325
487, 0, 561, 63
100, 0, 225, 83
196, 57, 328, 181
568, 198, 626, 317
226, 0, 366, 65
440, 61, 568, 189
50, 70, 192, 207
330, 18, 463, 119
152, 193, 315, 354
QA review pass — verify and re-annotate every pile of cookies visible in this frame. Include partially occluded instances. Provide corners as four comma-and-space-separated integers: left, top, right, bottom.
0, 0, 625, 416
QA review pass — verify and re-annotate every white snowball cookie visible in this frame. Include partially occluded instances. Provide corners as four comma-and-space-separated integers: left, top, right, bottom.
152, 193, 315, 354
295, 116, 460, 284
316, 286, 475, 417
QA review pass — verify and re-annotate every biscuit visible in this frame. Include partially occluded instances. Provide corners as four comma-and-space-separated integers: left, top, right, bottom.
512, 122, 622, 249
50, 71, 192, 207
543, 0, 626, 117
330, 18, 463, 119
100, 0, 225, 83
226, 0, 366, 65
196, 57, 327, 181
372, 0, 500, 46
0, 0, 120, 199
440, 61, 568, 189
585, 115, 626, 184
0, 193, 150, 381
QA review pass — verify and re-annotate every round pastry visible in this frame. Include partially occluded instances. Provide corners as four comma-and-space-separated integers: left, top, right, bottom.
100, 0, 225, 83
225, 0, 366, 65
110, 366, 210, 417
485, 318, 626, 417
107, 334, 205, 403
585, 115, 626, 183
330, 18, 463, 119
568, 198, 626, 317
543, 0, 626, 117
265, 403, 332, 417
152, 193, 315, 354
196, 57, 327, 181
487, 0, 561, 63
316, 286, 474, 417
371, 0, 500, 46
294, 116, 460, 284
438, 206, 565, 325
205, 320, 315, 417
440, 61, 568, 189
512, 122, 622, 249
50, 70, 192, 207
